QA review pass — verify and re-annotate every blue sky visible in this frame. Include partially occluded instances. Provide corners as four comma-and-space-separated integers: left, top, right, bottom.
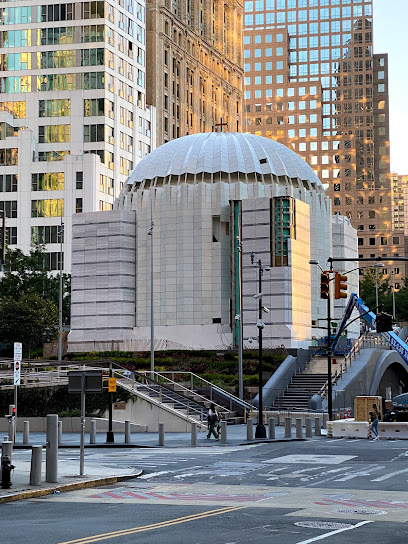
373, 0, 408, 174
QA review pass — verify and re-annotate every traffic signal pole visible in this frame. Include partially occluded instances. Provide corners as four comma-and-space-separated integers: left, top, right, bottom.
327, 262, 333, 422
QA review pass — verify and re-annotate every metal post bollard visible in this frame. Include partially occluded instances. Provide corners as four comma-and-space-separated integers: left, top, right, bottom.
46, 414, 58, 483
323, 413, 329, 428
285, 417, 292, 438
58, 420, 62, 446
125, 421, 131, 444
23, 421, 30, 445
221, 421, 227, 444
268, 417, 276, 439
296, 418, 303, 439
1, 441, 13, 463
90, 420, 96, 444
30, 446, 42, 486
305, 418, 313, 438
158, 422, 164, 446
191, 423, 197, 446
315, 417, 321, 437
246, 418, 253, 441
8, 405, 15, 442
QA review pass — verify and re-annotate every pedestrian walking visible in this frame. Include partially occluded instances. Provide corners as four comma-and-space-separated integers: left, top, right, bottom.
370, 403, 380, 440
207, 403, 219, 440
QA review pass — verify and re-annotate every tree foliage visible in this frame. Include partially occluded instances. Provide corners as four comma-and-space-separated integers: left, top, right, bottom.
0, 245, 71, 356
0, 294, 59, 357
359, 271, 408, 322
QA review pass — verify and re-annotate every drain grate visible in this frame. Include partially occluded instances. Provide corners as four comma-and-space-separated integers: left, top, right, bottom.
294, 521, 353, 530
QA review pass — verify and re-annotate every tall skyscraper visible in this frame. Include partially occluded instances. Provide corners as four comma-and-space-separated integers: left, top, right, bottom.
146, 0, 244, 145
243, 0, 404, 278
0, 0, 154, 271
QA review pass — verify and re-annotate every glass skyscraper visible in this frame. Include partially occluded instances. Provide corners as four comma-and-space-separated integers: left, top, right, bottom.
243, 0, 403, 277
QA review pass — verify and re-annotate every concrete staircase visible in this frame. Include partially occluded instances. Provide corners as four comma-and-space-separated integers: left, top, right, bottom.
273, 373, 328, 410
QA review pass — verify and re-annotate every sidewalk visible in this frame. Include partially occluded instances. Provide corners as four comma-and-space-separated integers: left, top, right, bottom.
0, 424, 319, 504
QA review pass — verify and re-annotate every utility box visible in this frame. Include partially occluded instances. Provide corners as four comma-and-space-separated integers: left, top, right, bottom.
354, 396, 382, 422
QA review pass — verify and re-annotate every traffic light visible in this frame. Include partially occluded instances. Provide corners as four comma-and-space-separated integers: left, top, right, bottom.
320, 272, 330, 299
376, 312, 393, 333
334, 272, 348, 299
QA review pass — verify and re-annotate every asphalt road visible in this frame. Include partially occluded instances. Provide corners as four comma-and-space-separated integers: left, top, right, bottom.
2, 438, 408, 544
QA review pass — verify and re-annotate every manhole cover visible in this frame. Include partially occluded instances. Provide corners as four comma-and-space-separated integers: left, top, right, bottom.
335, 508, 386, 515
294, 522, 353, 530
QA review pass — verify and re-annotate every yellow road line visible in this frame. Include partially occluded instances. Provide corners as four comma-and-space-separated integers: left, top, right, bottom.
58, 506, 243, 544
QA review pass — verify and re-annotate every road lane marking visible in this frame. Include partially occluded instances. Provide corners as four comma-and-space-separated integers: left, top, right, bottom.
294, 520, 373, 543
371, 467, 408, 481
57, 506, 243, 544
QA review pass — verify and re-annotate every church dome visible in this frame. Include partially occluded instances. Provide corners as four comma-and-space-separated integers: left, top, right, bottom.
125, 132, 322, 187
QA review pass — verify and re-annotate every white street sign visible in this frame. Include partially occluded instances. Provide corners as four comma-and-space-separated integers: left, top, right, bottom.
14, 342, 22, 362
14, 361, 21, 386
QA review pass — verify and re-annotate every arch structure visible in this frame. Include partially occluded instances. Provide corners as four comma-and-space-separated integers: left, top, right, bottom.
369, 350, 408, 398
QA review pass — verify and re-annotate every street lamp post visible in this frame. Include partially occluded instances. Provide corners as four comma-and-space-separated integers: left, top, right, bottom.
251, 254, 269, 439
57, 219, 64, 363
148, 203, 154, 380
391, 270, 396, 320
256, 259, 266, 438
370, 263, 384, 312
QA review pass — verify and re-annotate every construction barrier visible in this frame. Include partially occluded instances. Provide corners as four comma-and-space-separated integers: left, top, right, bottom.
329, 420, 370, 439
378, 422, 408, 440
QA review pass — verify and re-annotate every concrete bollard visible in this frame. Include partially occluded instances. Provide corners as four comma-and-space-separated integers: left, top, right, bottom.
305, 418, 313, 438
90, 420, 96, 444
30, 446, 42, 486
58, 420, 62, 445
1, 440, 13, 463
125, 421, 131, 444
268, 417, 276, 439
296, 418, 303, 439
246, 418, 253, 441
323, 413, 329, 428
23, 421, 30, 445
158, 422, 164, 446
191, 423, 197, 446
315, 417, 321, 437
46, 414, 58, 483
285, 417, 292, 438
221, 421, 227, 444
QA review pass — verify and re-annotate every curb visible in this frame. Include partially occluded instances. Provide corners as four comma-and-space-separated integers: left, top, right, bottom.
0, 471, 142, 504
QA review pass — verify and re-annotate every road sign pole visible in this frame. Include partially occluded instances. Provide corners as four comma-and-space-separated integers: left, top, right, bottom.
80, 372, 86, 476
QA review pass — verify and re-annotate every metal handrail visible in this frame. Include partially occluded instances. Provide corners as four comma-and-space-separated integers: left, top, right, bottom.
135, 371, 229, 414
319, 333, 381, 399
153, 371, 254, 410
117, 374, 205, 423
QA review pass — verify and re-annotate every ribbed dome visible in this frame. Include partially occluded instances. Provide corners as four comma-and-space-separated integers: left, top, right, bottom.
126, 132, 322, 186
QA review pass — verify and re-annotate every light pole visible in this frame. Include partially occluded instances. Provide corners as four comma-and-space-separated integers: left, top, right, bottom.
391, 270, 396, 320
309, 259, 333, 421
251, 253, 270, 439
370, 263, 384, 311
148, 203, 154, 380
57, 219, 64, 363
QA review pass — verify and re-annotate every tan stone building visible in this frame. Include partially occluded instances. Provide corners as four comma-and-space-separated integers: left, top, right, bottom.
146, 0, 244, 144
243, 0, 405, 279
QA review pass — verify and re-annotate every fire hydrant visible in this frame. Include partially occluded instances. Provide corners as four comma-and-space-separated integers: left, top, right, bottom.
1, 455, 15, 489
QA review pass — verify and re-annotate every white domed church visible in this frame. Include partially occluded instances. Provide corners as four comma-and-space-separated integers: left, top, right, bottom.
68, 132, 357, 352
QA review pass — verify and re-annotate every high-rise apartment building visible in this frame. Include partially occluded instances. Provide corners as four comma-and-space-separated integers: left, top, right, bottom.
0, 0, 154, 271
146, 0, 244, 145
243, 0, 404, 278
